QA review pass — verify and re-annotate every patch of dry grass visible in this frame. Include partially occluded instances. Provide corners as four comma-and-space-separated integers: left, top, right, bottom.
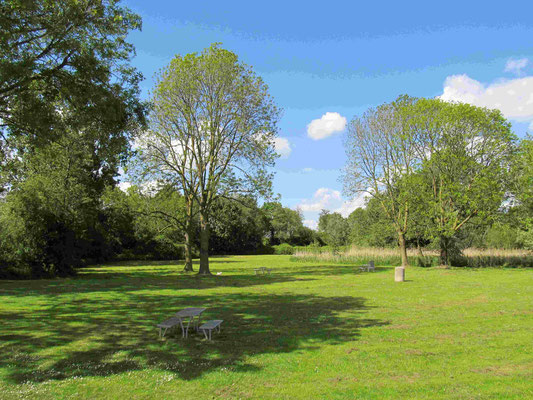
292, 246, 533, 267
462, 248, 532, 257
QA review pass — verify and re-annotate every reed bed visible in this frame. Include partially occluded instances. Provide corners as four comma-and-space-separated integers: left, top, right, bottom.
292, 246, 533, 268
462, 248, 532, 257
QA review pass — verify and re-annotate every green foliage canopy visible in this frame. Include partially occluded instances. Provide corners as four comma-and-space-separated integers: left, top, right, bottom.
136, 43, 281, 274
318, 210, 350, 249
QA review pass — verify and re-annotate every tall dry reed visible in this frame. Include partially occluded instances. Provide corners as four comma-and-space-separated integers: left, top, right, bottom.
292, 246, 533, 268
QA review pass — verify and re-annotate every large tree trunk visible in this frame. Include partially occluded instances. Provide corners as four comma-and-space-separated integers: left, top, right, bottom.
398, 231, 409, 267
183, 229, 194, 272
439, 236, 449, 267
183, 198, 194, 272
416, 238, 424, 258
198, 209, 211, 275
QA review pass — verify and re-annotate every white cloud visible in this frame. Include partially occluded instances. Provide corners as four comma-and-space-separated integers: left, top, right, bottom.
274, 137, 292, 159
334, 193, 370, 217
297, 188, 368, 217
301, 167, 314, 173
504, 58, 528, 75
296, 188, 370, 232
307, 112, 347, 140
303, 219, 318, 230
298, 187, 343, 212
439, 74, 533, 125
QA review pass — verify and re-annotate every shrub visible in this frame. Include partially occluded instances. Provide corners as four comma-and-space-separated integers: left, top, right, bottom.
416, 255, 438, 268
245, 244, 275, 255
273, 243, 295, 255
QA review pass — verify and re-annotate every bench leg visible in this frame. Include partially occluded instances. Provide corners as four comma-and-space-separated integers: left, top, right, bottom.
160, 327, 168, 338
185, 317, 193, 338
178, 319, 186, 338
195, 315, 201, 332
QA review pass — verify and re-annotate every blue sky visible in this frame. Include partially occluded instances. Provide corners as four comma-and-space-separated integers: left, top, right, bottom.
122, 0, 533, 229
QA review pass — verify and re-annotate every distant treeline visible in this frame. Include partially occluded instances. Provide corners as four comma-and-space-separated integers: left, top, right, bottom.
316, 193, 532, 253
0, 185, 318, 278
2, 178, 531, 278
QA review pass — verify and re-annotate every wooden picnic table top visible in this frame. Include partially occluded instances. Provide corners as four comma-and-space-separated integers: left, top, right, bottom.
175, 307, 206, 318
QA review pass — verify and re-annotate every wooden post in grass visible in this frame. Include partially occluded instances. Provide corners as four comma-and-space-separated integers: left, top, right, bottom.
395, 267, 405, 282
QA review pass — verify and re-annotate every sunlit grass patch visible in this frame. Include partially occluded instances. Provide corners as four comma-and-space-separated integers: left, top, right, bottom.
0, 255, 531, 399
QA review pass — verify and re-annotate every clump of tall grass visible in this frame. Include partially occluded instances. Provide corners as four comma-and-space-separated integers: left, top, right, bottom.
292, 246, 412, 266
462, 248, 532, 257
291, 246, 533, 268
455, 248, 533, 268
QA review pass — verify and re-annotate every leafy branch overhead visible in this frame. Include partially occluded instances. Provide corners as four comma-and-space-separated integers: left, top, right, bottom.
0, 0, 146, 142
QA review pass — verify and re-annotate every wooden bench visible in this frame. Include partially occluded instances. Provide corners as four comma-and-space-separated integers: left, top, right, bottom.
156, 317, 181, 338
359, 260, 375, 272
198, 320, 223, 340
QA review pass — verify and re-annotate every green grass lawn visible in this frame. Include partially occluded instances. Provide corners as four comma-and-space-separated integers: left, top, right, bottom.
0, 256, 531, 399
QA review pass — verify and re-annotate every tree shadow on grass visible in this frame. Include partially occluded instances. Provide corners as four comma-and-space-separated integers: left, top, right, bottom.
276, 264, 393, 277
0, 261, 390, 298
0, 267, 316, 298
86, 257, 245, 269
0, 290, 388, 384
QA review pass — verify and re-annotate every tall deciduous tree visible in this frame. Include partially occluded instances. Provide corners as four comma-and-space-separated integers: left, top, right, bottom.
343, 96, 419, 267
344, 96, 516, 266
514, 138, 533, 249
411, 99, 516, 265
0, 0, 146, 192
0, 1, 146, 277
136, 44, 280, 275
0, 0, 144, 135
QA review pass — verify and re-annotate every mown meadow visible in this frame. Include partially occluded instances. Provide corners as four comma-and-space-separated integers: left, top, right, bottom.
0, 255, 531, 399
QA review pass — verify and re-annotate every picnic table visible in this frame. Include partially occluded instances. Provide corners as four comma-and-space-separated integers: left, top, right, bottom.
157, 307, 206, 338
254, 267, 272, 275
175, 307, 206, 338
